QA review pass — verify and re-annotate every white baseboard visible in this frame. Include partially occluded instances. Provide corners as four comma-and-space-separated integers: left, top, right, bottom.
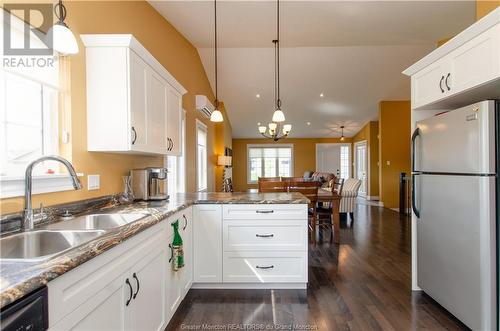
191, 282, 307, 289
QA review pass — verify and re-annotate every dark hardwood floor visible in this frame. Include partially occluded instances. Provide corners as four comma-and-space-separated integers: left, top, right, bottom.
166, 201, 468, 331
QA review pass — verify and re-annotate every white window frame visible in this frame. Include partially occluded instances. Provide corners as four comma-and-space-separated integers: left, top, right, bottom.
0, 10, 80, 199
196, 119, 208, 192
246, 144, 294, 184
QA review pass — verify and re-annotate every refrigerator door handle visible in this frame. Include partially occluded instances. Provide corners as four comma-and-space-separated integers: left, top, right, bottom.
411, 127, 420, 172
411, 174, 420, 218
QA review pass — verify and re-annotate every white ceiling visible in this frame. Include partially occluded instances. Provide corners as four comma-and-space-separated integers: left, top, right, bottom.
150, 1, 476, 138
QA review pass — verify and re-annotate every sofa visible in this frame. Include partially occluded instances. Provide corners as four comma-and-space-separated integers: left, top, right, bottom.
339, 178, 362, 220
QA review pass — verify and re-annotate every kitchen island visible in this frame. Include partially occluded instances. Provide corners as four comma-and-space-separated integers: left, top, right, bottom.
0, 192, 309, 330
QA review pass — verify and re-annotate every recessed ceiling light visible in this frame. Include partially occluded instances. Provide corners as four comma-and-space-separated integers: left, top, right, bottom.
256, 94, 260, 98
319, 93, 324, 98
257, 122, 261, 126
307, 122, 311, 126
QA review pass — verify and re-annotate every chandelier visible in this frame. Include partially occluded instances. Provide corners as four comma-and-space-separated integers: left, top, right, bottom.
257, 0, 291, 141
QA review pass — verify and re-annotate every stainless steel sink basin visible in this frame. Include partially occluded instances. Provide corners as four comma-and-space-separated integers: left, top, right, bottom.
44, 213, 147, 231
0, 230, 105, 261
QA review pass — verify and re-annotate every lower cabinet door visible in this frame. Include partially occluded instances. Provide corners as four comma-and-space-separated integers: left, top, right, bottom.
180, 208, 193, 295
166, 234, 183, 319
49, 272, 130, 331
193, 205, 223, 283
129, 245, 167, 331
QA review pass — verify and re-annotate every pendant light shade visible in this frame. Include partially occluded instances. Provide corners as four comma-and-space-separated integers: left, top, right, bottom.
210, 109, 224, 122
272, 109, 285, 122
47, 22, 79, 55
47, 0, 79, 55
210, 0, 224, 123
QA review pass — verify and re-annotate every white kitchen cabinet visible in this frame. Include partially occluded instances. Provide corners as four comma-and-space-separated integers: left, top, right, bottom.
48, 222, 168, 331
128, 244, 167, 331
166, 87, 183, 156
449, 24, 500, 95
193, 205, 223, 283
404, 10, 500, 110
180, 208, 193, 294
81, 34, 186, 155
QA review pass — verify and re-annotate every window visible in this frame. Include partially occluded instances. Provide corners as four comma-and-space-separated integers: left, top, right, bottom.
340, 145, 350, 179
196, 119, 208, 192
166, 110, 186, 196
1, 10, 62, 179
247, 144, 293, 183
1, 72, 59, 177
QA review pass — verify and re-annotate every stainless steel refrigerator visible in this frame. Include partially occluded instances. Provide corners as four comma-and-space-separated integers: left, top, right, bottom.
412, 100, 499, 330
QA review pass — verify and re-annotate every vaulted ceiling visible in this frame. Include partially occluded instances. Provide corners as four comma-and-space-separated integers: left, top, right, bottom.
150, 1, 476, 138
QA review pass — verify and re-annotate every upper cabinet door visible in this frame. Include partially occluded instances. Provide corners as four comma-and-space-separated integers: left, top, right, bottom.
129, 51, 148, 150
146, 68, 167, 154
449, 24, 500, 96
166, 87, 183, 156
411, 59, 451, 110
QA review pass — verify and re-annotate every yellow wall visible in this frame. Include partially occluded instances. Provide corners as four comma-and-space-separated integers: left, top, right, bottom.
0, 1, 231, 214
215, 103, 233, 192
352, 121, 379, 198
232, 137, 351, 192
378, 101, 411, 209
477, 0, 500, 19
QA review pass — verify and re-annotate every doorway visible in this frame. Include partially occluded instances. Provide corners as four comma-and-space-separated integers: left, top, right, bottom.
354, 141, 368, 198
315, 143, 351, 179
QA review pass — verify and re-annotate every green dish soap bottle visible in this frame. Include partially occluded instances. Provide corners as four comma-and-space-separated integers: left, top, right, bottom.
171, 220, 184, 271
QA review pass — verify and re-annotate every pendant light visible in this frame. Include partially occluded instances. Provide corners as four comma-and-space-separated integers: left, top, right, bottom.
271, 0, 285, 123
257, 0, 291, 142
210, 0, 224, 123
340, 125, 345, 141
46, 0, 79, 55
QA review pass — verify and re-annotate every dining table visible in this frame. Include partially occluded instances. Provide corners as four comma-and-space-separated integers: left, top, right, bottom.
247, 187, 341, 244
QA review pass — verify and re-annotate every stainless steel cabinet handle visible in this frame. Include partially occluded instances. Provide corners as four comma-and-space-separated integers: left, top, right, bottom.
256, 210, 274, 214
125, 278, 133, 306
131, 127, 137, 145
256, 265, 274, 269
256, 234, 274, 238
132, 273, 140, 299
182, 214, 187, 230
445, 73, 451, 91
439, 76, 445, 93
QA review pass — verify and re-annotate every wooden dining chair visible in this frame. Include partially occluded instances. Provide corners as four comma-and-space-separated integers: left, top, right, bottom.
258, 180, 288, 193
288, 181, 320, 233
258, 177, 281, 182
317, 177, 344, 230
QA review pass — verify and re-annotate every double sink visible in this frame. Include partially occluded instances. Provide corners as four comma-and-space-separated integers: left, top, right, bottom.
0, 213, 149, 261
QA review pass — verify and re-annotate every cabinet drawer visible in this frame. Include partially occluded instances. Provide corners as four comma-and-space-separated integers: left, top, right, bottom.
223, 220, 307, 251
223, 251, 307, 283
223, 204, 307, 220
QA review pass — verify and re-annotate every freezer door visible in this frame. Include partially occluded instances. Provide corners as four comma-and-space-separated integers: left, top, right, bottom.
416, 174, 496, 330
415, 100, 495, 174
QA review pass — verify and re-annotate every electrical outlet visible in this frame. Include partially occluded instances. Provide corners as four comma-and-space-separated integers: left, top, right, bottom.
88, 175, 100, 190
386, 160, 391, 166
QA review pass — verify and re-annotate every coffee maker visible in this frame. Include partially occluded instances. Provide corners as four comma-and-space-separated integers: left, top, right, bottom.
130, 168, 169, 201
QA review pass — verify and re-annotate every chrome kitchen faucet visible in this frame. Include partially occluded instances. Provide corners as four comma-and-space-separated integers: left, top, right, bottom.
23, 156, 82, 231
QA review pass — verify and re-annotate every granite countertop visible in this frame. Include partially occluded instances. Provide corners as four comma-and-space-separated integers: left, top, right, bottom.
0, 192, 308, 309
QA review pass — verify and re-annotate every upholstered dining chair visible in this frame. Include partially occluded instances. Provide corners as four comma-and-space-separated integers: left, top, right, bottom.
339, 178, 362, 221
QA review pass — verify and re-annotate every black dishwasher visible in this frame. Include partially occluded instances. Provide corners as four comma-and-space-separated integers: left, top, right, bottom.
0, 286, 48, 331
